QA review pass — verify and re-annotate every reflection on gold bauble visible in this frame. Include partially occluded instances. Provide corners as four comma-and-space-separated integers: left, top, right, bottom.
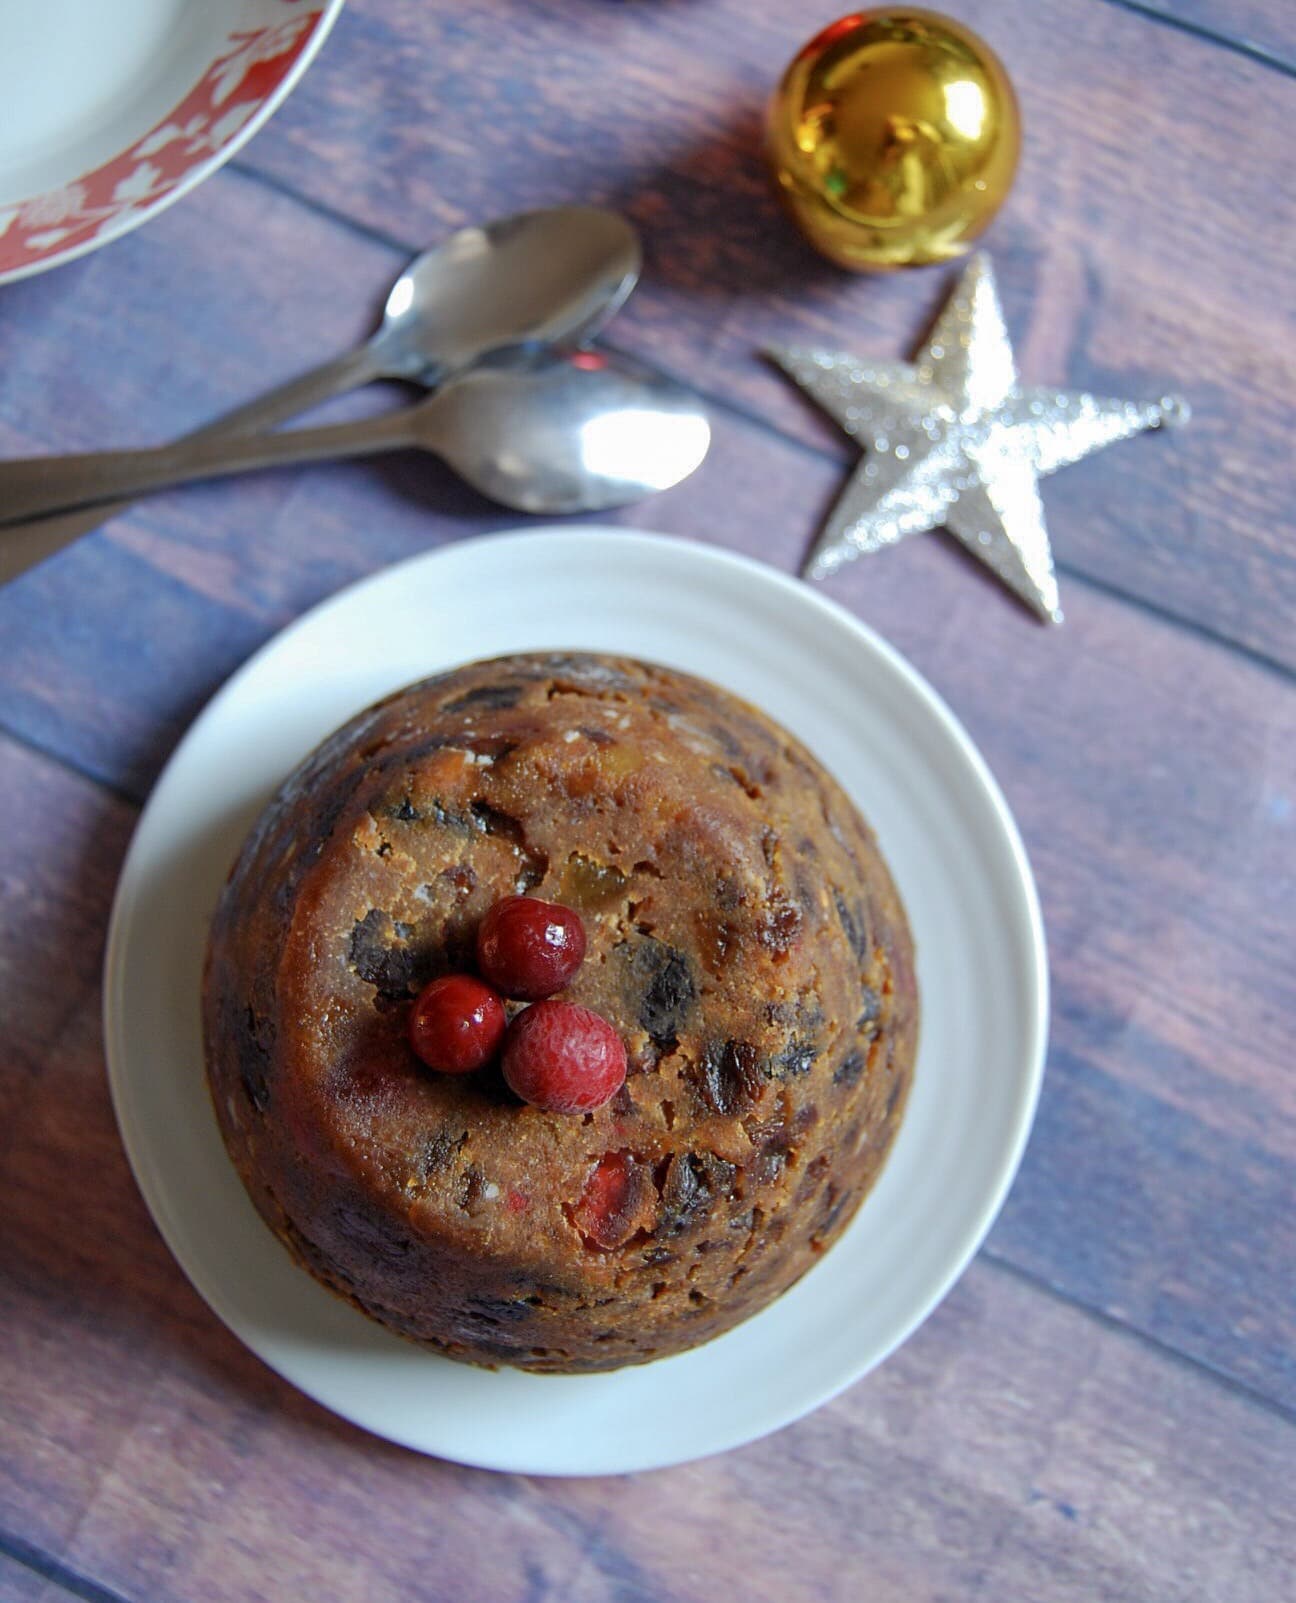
767, 9, 1020, 270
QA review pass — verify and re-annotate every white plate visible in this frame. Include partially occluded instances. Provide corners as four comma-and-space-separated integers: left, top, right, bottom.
103, 529, 1048, 1475
0, 0, 344, 284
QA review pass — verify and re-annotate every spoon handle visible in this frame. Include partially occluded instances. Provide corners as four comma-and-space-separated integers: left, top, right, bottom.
0, 406, 427, 525
0, 341, 390, 583
202, 342, 393, 439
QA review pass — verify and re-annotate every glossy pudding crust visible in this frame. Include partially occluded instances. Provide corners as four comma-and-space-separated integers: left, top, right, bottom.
203, 653, 917, 1372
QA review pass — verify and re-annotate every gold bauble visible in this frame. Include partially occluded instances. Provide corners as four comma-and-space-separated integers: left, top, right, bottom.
767, 9, 1021, 270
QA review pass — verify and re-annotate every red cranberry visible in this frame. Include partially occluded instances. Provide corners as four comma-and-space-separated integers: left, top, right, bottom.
476, 895, 587, 1000
501, 1001, 627, 1113
408, 974, 506, 1074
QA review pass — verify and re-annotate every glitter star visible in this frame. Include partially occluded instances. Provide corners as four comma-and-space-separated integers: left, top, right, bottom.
770, 254, 1188, 623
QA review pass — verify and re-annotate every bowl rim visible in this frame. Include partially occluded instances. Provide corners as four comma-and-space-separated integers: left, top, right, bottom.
0, 0, 346, 286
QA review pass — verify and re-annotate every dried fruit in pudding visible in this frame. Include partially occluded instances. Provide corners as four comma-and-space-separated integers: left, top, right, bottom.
203, 653, 917, 1373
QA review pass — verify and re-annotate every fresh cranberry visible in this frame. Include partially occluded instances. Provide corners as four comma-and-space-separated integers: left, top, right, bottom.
408, 974, 506, 1074
476, 895, 587, 1000
501, 1001, 626, 1113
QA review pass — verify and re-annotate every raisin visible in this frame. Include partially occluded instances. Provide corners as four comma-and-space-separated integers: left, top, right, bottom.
858, 986, 882, 1027
815, 1184, 849, 1240
833, 890, 870, 961
471, 799, 522, 841
766, 1036, 818, 1079
464, 1296, 533, 1325
691, 1039, 763, 1116
237, 1034, 270, 1111
236, 1003, 273, 1111
625, 938, 697, 1051
795, 1153, 833, 1204
431, 798, 479, 833
470, 802, 548, 888
748, 1119, 789, 1159
747, 1104, 819, 1179
658, 1155, 702, 1235
457, 1166, 487, 1213
833, 1051, 866, 1087
750, 1149, 786, 1186
657, 1152, 736, 1237
418, 1126, 468, 1177
763, 993, 825, 1034
442, 683, 524, 712
347, 909, 423, 1001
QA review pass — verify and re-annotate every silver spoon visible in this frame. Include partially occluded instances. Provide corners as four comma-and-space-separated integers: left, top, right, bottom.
0, 351, 710, 520
0, 207, 640, 584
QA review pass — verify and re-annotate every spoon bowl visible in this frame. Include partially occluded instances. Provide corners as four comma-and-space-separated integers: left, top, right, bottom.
421, 352, 713, 513
376, 208, 642, 381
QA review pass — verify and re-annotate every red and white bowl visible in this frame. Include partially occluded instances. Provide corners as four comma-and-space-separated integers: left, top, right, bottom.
0, 0, 345, 285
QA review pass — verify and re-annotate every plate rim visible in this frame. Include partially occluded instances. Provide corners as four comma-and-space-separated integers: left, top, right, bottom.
0, 0, 346, 286
102, 527, 1049, 1474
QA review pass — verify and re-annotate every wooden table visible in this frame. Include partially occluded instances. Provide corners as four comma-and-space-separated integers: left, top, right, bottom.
1, 2, 1293, 1598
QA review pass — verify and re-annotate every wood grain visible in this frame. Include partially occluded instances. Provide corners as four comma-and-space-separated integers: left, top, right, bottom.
0, 1551, 58, 1602
0, 741, 1290, 1601
217, 0, 1296, 668
0, 3, 1292, 1596
0, 1546, 113, 1603
0, 169, 1292, 1416
0, 162, 1293, 1405
1141, 0, 1296, 61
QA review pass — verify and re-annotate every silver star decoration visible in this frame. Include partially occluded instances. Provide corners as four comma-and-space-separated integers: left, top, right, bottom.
770, 253, 1189, 623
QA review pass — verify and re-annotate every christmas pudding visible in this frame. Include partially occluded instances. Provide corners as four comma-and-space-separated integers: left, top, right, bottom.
202, 652, 917, 1372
